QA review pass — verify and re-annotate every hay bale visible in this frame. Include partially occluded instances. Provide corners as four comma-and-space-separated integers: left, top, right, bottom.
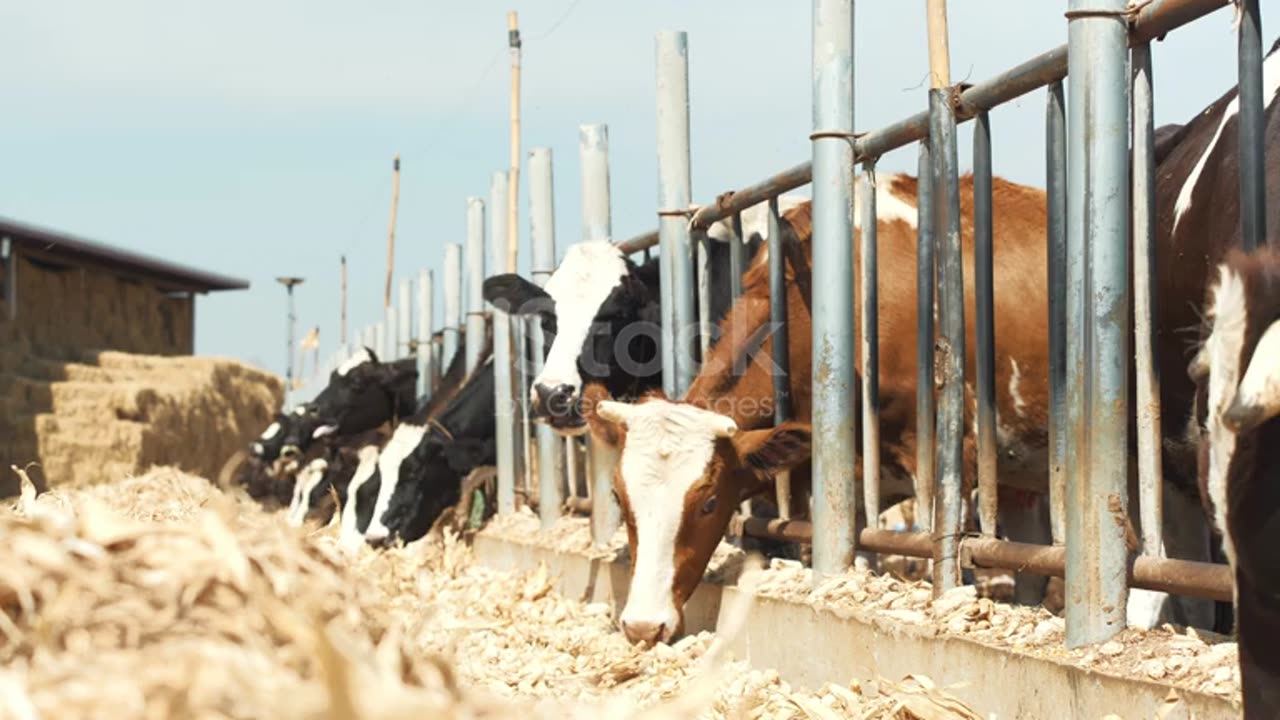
0, 351, 281, 496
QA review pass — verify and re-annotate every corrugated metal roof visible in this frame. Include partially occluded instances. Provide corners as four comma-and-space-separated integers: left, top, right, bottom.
0, 216, 249, 293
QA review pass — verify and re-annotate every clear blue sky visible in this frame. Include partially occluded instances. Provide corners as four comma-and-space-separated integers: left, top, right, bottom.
0, 1, 1248, 377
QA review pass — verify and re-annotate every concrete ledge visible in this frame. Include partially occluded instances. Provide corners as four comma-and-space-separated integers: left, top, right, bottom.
473, 533, 1239, 720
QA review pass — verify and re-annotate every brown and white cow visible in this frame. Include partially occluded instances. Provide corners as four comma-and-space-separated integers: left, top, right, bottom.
585, 173, 1060, 644
1189, 248, 1280, 718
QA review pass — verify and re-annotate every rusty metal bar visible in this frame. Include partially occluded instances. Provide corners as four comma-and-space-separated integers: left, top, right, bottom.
1131, 45, 1164, 557
973, 110, 997, 539
914, 141, 936, 534
929, 87, 966, 595
737, 520, 1232, 602
611, 0, 1228, 256
860, 165, 881, 524
1046, 80, 1068, 548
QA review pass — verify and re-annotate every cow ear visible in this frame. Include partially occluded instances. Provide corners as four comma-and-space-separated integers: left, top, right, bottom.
1223, 318, 1280, 433
582, 383, 624, 447
731, 422, 811, 475
483, 274, 554, 316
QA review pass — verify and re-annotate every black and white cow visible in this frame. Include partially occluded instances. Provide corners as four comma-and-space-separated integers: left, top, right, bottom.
284, 426, 391, 527
333, 329, 489, 550
482, 195, 807, 434
281, 347, 419, 458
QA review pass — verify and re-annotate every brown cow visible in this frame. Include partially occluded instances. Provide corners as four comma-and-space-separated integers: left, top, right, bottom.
585, 172, 1057, 644
1189, 248, 1280, 719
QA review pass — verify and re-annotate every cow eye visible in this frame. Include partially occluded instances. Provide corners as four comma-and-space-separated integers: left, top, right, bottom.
701, 496, 717, 515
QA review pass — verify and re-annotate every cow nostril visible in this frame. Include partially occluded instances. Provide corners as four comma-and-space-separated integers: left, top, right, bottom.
280, 445, 300, 459
620, 620, 668, 646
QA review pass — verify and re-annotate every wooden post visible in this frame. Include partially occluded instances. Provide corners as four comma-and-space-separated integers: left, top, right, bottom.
507, 11, 521, 273
384, 155, 401, 308
340, 255, 348, 344
926, 0, 951, 88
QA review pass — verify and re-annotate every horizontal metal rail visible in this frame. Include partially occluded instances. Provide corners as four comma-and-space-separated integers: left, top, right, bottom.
613, 0, 1227, 254
738, 517, 1232, 602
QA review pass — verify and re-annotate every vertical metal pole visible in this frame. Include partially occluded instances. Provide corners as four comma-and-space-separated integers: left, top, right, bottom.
810, 0, 857, 579
1237, 0, 1266, 252
1066, 0, 1130, 647
465, 197, 486, 374
973, 110, 997, 538
656, 31, 696, 398
1046, 81, 1068, 547
580, 123, 622, 546
417, 269, 435, 401
860, 165, 880, 525
927, 0, 964, 594
1131, 44, 1163, 557
490, 170, 519, 515
530, 147, 567, 529
385, 305, 398, 361
697, 229, 712, 362
361, 325, 375, 354
915, 141, 936, 533
375, 320, 387, 363
398, 279, 412, 360
443, 243, 463, 369
730, 213, 746, 298
768, 196, 794, 521
285, 284, 296, 406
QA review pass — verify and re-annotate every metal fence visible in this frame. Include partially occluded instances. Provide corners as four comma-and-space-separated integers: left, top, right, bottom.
288, 0, 1264, 649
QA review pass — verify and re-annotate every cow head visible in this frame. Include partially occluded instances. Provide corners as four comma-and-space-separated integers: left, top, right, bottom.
585, 393, 810, 645
250, 412, 293, 462
285, 457, 332, 527
1190, 249, 1280, 574
370, 435, 494, 546
483, 241, 660, 434
283, 347, 418, 456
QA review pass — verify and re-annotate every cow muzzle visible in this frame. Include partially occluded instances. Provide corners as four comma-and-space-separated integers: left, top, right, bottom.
531, 383, 582, 427
280, 444, 302, 460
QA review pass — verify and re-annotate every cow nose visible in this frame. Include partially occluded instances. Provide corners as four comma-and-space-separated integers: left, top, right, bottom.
620, 620, 673, 646
532, 383, 575, 418
280, 445, 301, 460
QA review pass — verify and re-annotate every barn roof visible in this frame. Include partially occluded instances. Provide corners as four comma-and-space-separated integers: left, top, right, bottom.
0, 217, 249, 294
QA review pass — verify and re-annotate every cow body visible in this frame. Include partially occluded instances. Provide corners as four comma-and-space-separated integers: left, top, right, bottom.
1190, 249, 1280, 719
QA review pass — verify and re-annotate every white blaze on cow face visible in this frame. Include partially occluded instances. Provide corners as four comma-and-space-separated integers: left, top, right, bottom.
337, 347, 373, 377
260, 422, 282, 440
364, 422, 429, 542
1203, 264, 1248, 568
597, 399, 737, 644
286, 458, 329, 527
533, 242, 630, 400
338, 445, 382, 553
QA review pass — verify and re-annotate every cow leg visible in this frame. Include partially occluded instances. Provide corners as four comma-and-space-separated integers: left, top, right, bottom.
997, 487, 1052, 606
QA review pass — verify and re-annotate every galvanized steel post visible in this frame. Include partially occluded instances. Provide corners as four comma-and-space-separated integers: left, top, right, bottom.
443, 243, 463, 369
927, 9, 965, 592
465, 197, 486, 374
361, 326, 375, 354
860, 164, 880, 525
1131, 44, 1163, 557
385, 306, 398, 360
398, 279, 413, 360
973, 110, 997, 538
489, 170, 520, 515
529, 146, 567, 529
655, 31, 697, 397
1066, 0, 1131, 646
375, 320, 387, 362
1046, 81, 1068, 547
1236, 0, 1266, 252
580, 123, 622, 546
417, 269, 435, 401
767, 197, 794, 520
810, 0, 857, 579
914, 141, 936, 533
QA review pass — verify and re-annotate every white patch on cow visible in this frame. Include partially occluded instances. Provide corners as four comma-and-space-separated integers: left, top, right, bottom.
1204, 264, 1247, 569
260, 422, 281, 441
534, 242, 630, 395
252, 442, 265, 456
705, 194, 809, 246
364, 423, 429, 542
1232, 319, 1280, 425
338, 347, 373, 377
312, 424, 338, 440
1008, 358, 1028, 418
1173, 49, 1280, 234
853, 173, 919, 230
338, 445, 382, 553
286, 458, 329, 528
293, 405, 307, 416
603, 399, 736, 635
